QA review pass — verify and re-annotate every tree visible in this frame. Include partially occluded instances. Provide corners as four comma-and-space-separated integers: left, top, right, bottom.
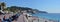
1, 2, 6, 10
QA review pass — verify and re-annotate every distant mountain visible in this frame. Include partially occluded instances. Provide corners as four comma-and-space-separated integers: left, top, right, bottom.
38, 11, 48, 13
32, 9, 48, 14
7, 6, 33, 13
6, 6, 47, 14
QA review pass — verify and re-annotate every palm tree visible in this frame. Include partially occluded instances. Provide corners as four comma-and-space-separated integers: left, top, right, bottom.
1, 2, 6, 10
0, 2, 6, 14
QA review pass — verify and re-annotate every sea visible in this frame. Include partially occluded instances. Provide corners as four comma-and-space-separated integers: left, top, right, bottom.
32, 13, 60, 21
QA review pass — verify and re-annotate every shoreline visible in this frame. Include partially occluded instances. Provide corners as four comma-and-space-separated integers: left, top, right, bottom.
0, 12, 59, 22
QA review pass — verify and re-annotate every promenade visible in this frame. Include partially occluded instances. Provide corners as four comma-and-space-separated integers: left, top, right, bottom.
0, 13, 59, 22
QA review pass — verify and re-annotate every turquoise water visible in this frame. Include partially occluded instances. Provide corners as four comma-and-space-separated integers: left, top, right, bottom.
32, 13, 60, 21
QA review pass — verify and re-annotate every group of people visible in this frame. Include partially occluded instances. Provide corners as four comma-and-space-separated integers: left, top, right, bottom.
0, 12, 21, 22
0, 11, 32, 22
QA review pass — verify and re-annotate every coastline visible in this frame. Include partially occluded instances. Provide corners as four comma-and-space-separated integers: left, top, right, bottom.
0, 12, 59, 22
32, 13, 60, 22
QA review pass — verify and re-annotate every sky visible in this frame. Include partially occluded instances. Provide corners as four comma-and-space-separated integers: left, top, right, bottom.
0, 0, 60, 13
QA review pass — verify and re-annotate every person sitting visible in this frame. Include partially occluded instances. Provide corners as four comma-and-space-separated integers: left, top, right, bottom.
10, 13, 20, 21
9, 15, 18, 21
2, 16, 11, 22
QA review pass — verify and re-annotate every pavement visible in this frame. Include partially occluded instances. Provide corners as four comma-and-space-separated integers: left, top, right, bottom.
0, 14, 58, 22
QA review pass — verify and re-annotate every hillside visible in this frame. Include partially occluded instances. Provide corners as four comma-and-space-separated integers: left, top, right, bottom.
5, 6, 47, 14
